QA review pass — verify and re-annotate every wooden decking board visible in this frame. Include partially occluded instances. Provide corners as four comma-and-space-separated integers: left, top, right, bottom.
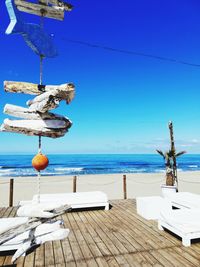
70, 213, 98, 267
104, 210, 150, 251
34, 243, 45, 267
110, 202, 161, 250
53, 241, 65, 265
166, 247, 196, 267
140, 251, 164, 266
2, 199, 200, 266
84, 212, 121, 255
93, 208, 139, 253
149, 249, 174, 267
90, 210, 129, 254
64, 213, 88, 267
44, 242, 55, 266
23, 248, 35, 267
114, 200, 177, 248
174, 247, 200, 266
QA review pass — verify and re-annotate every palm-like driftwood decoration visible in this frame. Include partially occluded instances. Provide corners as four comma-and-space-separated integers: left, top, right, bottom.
156, 121, 186, 187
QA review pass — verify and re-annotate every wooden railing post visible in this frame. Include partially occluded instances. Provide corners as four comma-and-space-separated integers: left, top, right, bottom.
73, 175, 77, 193
123, 175, 127, 199
9, 178, 14, 207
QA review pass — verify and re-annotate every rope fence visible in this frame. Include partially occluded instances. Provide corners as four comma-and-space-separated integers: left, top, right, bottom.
2, 174, 200, 207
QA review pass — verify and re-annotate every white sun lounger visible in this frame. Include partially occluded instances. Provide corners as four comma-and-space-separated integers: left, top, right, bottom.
158, 207, 200, 246
166, 192, 200, 209
20, 191, 110, 211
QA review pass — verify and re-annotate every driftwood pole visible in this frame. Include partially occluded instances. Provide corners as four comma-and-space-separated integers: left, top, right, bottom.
123, 175, 127, 199
73, 176, 77, 193
9, 178, 14, 207
168, 121, 178, 188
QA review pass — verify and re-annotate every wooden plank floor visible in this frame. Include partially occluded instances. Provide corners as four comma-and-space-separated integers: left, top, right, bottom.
1, 199, 200, 266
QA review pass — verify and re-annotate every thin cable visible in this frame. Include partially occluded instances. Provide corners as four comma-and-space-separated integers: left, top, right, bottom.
61, 38, 200, 68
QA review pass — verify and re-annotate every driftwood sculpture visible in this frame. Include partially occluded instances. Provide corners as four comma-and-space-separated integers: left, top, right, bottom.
0, 203, 71, 263
1, 81, 75, 138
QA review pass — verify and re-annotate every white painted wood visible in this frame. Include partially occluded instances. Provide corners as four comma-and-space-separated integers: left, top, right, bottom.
1, 118, 71, 138
4, 104, 70, 121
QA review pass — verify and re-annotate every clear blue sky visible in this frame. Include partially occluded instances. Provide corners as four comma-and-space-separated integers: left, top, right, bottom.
0, 0, 200, 154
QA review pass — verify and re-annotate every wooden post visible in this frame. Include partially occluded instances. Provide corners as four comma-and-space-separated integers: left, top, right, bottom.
9, 179, 14, 207
123, 175, 127, 199
73, 176, 77, 193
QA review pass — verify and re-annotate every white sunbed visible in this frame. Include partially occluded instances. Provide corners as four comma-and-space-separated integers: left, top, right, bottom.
19, 191, 110, 211
158, 192, 200, 246
158, 207, 200, 246
166, 192, 200, 209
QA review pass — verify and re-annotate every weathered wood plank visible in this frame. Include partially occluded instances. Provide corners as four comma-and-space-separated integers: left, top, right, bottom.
1, 118, 70, 138
34, 244, 45, 267
15, 0, 65, 20
4, 81, 75, 104
4, 104, 71, 121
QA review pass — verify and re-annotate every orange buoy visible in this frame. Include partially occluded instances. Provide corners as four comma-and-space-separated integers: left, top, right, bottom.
32, 153, 49, 171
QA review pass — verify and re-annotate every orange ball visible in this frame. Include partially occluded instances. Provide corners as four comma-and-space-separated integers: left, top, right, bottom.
32, 153, 49, 171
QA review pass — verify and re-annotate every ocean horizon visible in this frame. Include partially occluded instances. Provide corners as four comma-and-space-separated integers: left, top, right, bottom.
0, 154, 199, 177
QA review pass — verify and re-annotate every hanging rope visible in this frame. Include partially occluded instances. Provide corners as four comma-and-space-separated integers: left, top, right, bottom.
37, 12, 45, 204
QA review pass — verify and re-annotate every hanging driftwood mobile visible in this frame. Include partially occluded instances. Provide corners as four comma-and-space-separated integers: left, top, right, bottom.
0, 0, 74, 261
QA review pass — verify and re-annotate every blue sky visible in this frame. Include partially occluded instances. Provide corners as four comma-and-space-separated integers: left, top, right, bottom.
0, 0, 200, 154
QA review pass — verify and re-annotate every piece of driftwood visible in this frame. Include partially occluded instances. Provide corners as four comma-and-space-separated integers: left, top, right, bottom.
49, 0, 73, 11
27, 90, 60, 112
15, 0, 65, 20
4, 81, 75, 104
27, 88, 75, 112
6, 0, 57, 57
0, 204, 71, 246
4, 104, 70, 121
1, 118, 72, 138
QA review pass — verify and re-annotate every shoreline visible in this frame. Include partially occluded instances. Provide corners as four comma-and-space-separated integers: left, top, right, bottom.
0, 171, 200, 207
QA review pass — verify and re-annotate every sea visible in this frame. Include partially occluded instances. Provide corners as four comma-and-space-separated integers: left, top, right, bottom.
0, 154, 199, 178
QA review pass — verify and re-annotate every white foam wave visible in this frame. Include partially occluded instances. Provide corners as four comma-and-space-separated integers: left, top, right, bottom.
0, 169, 14, 173
189, 165, 198, 168
55, 167, 84, 172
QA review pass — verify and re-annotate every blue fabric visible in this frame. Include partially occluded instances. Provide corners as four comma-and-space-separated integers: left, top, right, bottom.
5, 0, 57, 58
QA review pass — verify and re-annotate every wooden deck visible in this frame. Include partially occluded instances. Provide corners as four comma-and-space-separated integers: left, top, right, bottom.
1, 199, 200, 266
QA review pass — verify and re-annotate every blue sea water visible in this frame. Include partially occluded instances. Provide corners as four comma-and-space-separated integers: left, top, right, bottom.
0, 154, 199, 177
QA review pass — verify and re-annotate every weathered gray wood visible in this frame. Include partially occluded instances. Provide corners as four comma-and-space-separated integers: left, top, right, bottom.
49, 0, 73, 11
1, 118, 71, 138
27, 88, 75, 112
14, 0, 65, 20
27, 90, 60, 112
4, 81, 75, 104
4, 104, 70, 121
0, 204, 71, 246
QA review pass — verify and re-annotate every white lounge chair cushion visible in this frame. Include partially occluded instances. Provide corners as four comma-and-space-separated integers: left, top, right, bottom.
17, 202, 67, 218
31, 191, 108, 208
167, 192, 200, 209
160, 208, 200, 234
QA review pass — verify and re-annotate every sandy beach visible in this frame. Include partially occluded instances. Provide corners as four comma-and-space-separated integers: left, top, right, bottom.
1, 171, 200, 207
